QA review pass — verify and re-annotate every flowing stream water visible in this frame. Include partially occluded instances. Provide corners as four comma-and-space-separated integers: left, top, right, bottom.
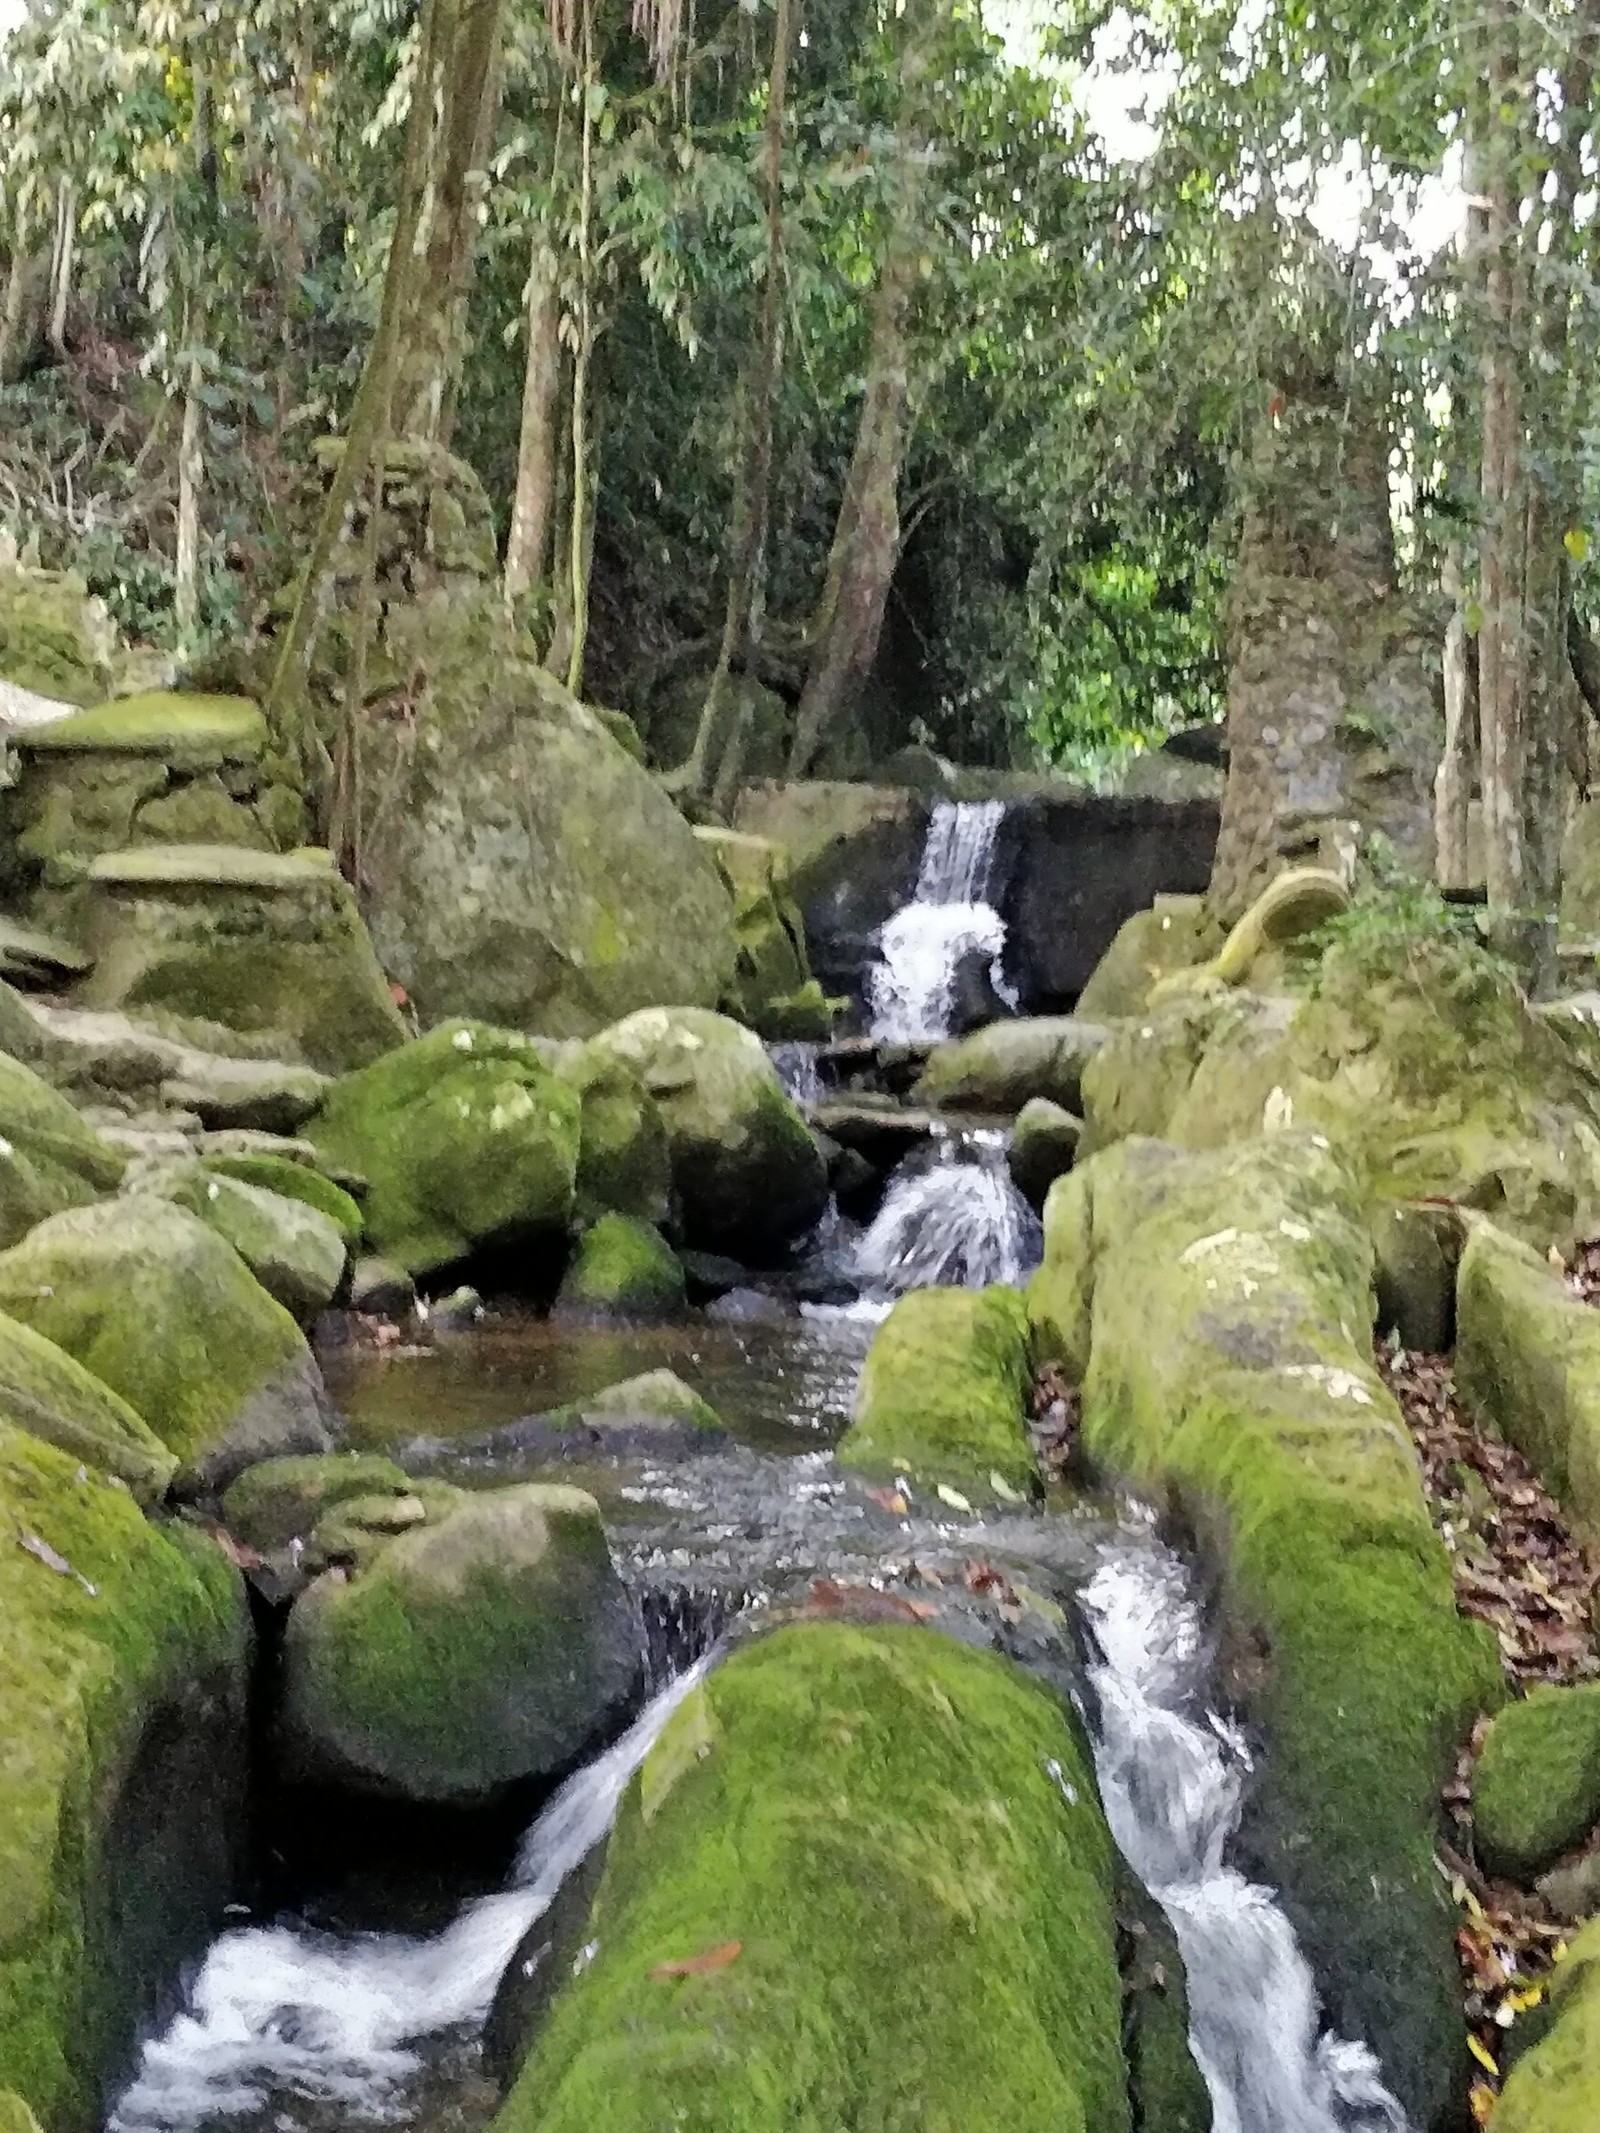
848, 1128, 1040, 1294
868, 799, 1010, 1040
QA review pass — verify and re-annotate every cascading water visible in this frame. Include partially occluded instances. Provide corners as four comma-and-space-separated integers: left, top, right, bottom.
109, 1657, 717, 2133
1080, 1535, 1410, 2133
849, 1127, 1040, 1294
868, 800, 1010, 1041
769, 1040, 822, 1110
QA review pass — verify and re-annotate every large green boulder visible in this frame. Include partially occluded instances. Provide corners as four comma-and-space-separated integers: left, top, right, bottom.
276, 1481, 642, 1804
1456, 1219, 1600, 1534
0, 565, 115, 709
839, 1285, 1035, 1505
13, 691, 265, 768
552, 1041, 672, 1228
74, 845, 406, 1074
553, 1215, 685, 1326
136, 1159, 348, 1317
0, 1423, 247, 2132
199, 1152, 364, 1244
0, 1196, 336, 1491
306, 1021, 582, 1277
1028, 1132, 1503, 2131
491, 1623, 1129, 2133
1491, 1913, 1600, 2133
0, 1051, 125, 1249
915, 1017, 1111, 1117
349, 586, 737, 1036
1073, 895, 1218, 1021
696, 828, 833, 1042
1472, 1685, 1600, 1882
222, 1451, 414, 1552
0, 1309, 175, 1504
586, 1007, 826, 1256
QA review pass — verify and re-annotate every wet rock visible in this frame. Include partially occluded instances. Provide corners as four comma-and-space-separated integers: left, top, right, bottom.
425, 1285, 484, 1333
550, 1368, 722, 1435
307, 1021, 581, 1279
349, 1254, 416, 1319
678, 1248, 751, 1300
0, 1306, 175, 1503
915, 1016, 1110, 1117
222, 1451, 414, 1552
1073, 896, 1218, 1022
552, 1043, 672, 1230
706, 1285, 794, 1326
493, 1623, 1130, 2133
132, 1159, 348, 1318
695, 828, 835, 1042
199, 1152, 364, 1244
1473, 1685, 1600, 1883
946, 943, 1011, 1036
0, 1196, 338, 1492
552, 1215, 685, 1327
0, 1048, 126, 1249
483, 1844, 608, 2088
21, 997, 330, 1131
1007, 1097, 1081, 1210
276, 1482, 643, 1805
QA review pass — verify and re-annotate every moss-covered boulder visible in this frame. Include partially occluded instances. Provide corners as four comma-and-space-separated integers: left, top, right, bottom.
0, 564, 115, 709
1007, 1096, 1081, 1209
552, 1042, 672, 1229
306, 1021, 581, 1277
1490, 1913, 1600, 2133
0, 1196, 336, 1492
548, 1368, 723, 1435
553, 1216, 685, 1326
1073, 895, 1218, 1021
587, 1008, 826, 1257
1456, 1220, 1600, 1535
696, 828, 834, 1042
839, 1285, 1035, 1505
915, 1016, 1110, 1117
222, 1451, 414, 1552
1472, 1686, 1600, 1883
0, 1051, 125, 1249
491, 1622, 1129, 2133
15, 691, 265, 768
1028, 1132, 1503, 2130
0, 1423, 247, 2132
0, 1308, 175, 1503
199, 1151, 363, 1243
276, 1481, 642, 1804
138, 1160, 348, 1317
74, 844, 405, 1074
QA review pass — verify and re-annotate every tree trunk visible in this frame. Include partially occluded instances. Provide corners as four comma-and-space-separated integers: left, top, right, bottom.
565, 0, 598, 696
1434, 544, 1476, 891
0, 233, 33, 384
174, 352, 205, 643
503, 236, 562, 612
48, 181, 74, 355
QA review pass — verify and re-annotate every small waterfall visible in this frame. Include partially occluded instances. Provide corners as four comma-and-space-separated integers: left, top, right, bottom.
769, 1040, 822, 1110
1080, 1540, 1410, 2133
110, 1658, 717, 2133
850, 1129, 1040, 1293
868, 800, 1010, 1041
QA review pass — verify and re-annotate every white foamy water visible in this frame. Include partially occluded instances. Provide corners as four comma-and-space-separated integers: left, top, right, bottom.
868, 800, 1011, 1041
850, 1130, 1040, 1293
1081, 1543, 1410, 2133
769, 1041, 822, 1110
110, 1659, 716, 2132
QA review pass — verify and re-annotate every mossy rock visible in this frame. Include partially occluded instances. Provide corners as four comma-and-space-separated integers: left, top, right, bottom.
553, 1216, 686, 1327
840, 1285, 1036, 1505
0, 566, 114, 709
1073, 896, 1219, 1021
1491, 1913, 1600, 2132
586, 1007, 826, 1257
76, 843, 406, 1075
492, 1622, 1130, 2133
0, 1307, 175, 1503
221, 1451, 413, 1552
0, 1196, 336, 1492
696, 828, 830, 1041
0, 1050, 126, 1249
306, 1021, 582, 1278
916, 1016, 1110, 1117
1028, 1131, 1504, 2131
302, 1482, 458, 1574
200, 1153, 364, 1244
553, 1042, 673, 1229
548, 1368, 723, 1435
1007, 1097, 1081, 1210
1473, 1685, 1600, 1882
19, 691, 264, 768
132, 774, 272, 850
276, 1482, 643, 1804
0, 1423, 247, 2132
143, 1160, 348, 1317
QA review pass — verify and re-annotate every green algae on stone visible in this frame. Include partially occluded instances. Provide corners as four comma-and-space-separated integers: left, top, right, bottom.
840, 1285, 1036, 1504
276, 1482, 642, 1804
222, 1451, 413, 1552
147, 1161, 348, 1317
548, 1367, 723, 1435
17, 692, 266, 767
1073, 896, 1219, 1022
915, 1017, 1110, 1117
307, 1020, 581, 1277
0, 565, 115, 707
1491, 1914, 1600, 2133
1472, 1685, 1600, 1883
491, 1622, 1130, 2133
552, 1042, 672, 1229
0, 1423, 247, 2133
0, 1195, 334, 1491
0, 1307, 175, 1502
1007, 1097, 1081, 1210
0, 1050, 125, 1249
200, 1152, 363, 1243
1029, 1131, 1504, 2132
131, 774, 272, 850
553, 1215, 685, 1326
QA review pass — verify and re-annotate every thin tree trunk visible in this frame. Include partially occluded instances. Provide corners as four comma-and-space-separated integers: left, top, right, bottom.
329, 452, 387, 871
0, 231, 31, 384
174, 351, 205, 643
566, 0, 597, 696
503, 236, 562, 612
1435, 544, 1475, 890
48, 181, 74, 355
543, 372, 575, 675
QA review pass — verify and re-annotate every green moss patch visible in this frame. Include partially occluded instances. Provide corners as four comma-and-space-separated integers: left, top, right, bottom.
840, 1285, 1035, 1504
553, 1043, 672, 1228
0, 1052, 125, 1251
1492, 1914, 1600, 2132
1472, 1685, 1600, 1883
0, 1309, 175, 1503
554, 1216, 685, 1325
494, 1623, 1129, 2133
549, 1368, 723, 1435
200, 1153, 364, 1243
22, 693, 266, 767
222, 1452, 413, 1552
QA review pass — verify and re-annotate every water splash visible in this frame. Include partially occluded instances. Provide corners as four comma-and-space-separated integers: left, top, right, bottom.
1080, 1540, 1411, 2133
109, 1659, 717, 2133
868, 801, 1010, 1041
769, 1041, 822, 1110
850, 1130, 1040, 1293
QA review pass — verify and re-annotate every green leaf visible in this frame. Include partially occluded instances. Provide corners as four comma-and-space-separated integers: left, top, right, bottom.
1565, 529, 1590, 565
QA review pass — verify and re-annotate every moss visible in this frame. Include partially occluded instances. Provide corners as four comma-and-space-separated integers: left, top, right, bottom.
916, 1019, 1110, 1117
19, 692, 266, 766
200, 1154, 364, 1244
0, 1423, 247, 2132
0, 1196, 324, 1487
153, 1164, 348, 1318
132, 776, 271, 850
1472, 1686, 1600, 1882
1033, 1132, 1504, 2130
553, 1043, 672, 1229
0, 1053, 126, 1251
554, 1216, 685, 1325
276, 1483, 641, 1803
1491, 1914, 1600, 2132
0, 1309, 175, 1503
494, 1623, 1130, 2133
549, 1368, 723, 1434
221, 1451, 412, 1551
306, 1021, 582, 1277
839, 1286, 1036, 1504
1073, 897, 1219, 1021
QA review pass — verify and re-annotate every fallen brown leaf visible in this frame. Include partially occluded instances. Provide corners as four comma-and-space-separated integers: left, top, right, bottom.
651, 1940, 741, 1979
